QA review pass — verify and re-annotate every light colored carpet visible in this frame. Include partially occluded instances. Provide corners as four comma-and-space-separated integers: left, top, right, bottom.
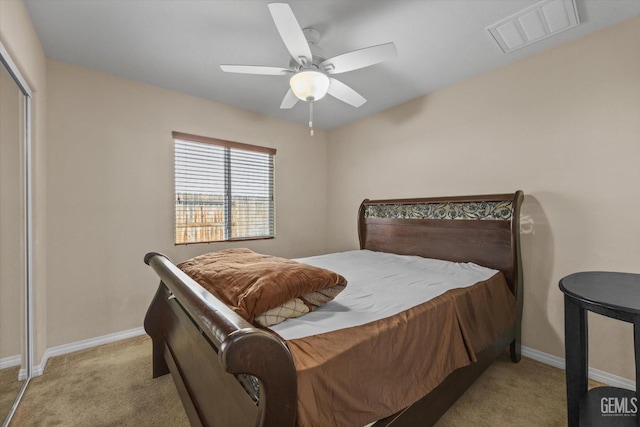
436, 353, 596, 427
10, 335, 601, 426
0, 366, 23, 420
11, 336, 188, 427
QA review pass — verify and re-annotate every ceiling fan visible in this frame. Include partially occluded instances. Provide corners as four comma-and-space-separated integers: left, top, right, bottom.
220, 2, 397, 135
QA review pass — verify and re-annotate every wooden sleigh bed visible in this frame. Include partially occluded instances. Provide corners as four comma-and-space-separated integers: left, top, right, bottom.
144, 191, 524, 427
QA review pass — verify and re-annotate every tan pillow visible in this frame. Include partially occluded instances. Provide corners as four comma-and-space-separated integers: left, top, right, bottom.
254, 298, 309, 327
177, 248, 347, 323
254, 280, 348, 327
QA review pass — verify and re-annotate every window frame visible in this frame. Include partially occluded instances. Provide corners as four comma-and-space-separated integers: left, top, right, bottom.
172, 131, 276, 245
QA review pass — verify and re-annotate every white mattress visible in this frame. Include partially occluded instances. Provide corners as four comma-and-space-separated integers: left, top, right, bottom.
270, 249, 498, 341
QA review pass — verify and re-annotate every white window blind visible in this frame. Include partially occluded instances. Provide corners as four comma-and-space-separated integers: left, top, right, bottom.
173, 132, 275, 244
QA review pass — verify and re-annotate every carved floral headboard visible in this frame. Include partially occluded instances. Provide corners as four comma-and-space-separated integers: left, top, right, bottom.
357, 191, 524, 297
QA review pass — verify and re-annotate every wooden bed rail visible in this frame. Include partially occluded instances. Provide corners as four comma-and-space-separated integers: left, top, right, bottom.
144, 252, 297, 427
145, 252, 253, 347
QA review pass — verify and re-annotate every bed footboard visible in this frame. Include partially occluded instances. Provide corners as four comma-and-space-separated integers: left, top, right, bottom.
143, 252, 297, 427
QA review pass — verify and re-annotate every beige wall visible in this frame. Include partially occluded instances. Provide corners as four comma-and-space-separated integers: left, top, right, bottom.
45, 59, 329, 346
327, 16, 640, 381
0, 0, 48, 366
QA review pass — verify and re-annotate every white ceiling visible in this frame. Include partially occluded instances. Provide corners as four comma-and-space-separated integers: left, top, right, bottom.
24, 0, 640, 130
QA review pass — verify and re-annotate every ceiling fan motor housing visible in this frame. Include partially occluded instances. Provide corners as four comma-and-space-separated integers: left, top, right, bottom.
288, 28, 326, 70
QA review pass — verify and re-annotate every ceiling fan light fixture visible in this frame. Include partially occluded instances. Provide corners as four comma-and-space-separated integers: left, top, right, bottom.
290, 70, 330, 101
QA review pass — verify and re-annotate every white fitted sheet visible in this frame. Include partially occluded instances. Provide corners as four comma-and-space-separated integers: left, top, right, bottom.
270, 249, 498, 340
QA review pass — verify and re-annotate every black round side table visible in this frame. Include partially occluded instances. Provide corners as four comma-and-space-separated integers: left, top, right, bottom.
560, 271, 640, 427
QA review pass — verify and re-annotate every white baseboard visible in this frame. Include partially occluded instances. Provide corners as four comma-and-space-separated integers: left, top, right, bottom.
521, 346, 636, 391
31, 326, 146, 378
0, 355, 21, 370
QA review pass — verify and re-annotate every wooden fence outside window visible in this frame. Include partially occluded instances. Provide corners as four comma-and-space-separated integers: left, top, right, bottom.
175, 193, 272, 244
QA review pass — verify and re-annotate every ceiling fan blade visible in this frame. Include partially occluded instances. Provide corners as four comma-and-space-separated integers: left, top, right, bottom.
220, 65, 293, 75
327, 78, 366, 108
280, 89, 299, 109
321, 42, 397, 74
267, 3, 312, 66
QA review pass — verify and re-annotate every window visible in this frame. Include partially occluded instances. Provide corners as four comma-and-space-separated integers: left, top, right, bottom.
173, 131, 275, 244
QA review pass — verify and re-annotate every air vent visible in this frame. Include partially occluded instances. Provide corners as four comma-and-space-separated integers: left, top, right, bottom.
487, 0, 579, 53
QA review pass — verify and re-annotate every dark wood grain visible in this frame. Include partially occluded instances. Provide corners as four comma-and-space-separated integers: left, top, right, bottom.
358, 192, 523, 296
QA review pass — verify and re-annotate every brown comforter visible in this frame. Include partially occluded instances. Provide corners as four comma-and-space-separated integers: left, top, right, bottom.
285, 272, 516, 427
177, 248, 347, 322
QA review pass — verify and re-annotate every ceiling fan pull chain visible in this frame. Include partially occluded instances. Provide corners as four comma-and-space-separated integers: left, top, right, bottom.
309, 99, 314, 136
